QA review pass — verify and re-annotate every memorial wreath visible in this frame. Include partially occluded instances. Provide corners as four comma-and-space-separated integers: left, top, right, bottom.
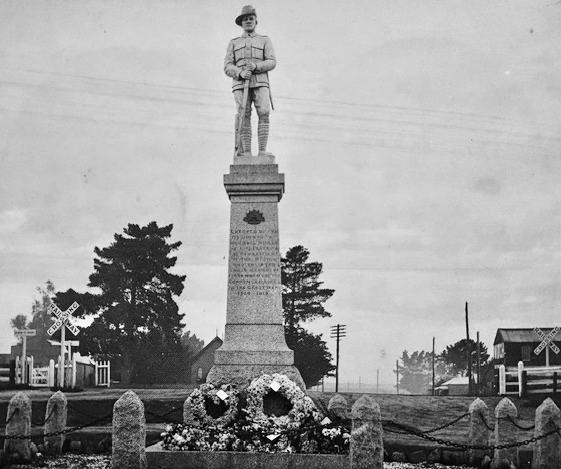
185, 383, 239, 426
243, 373, 321, 430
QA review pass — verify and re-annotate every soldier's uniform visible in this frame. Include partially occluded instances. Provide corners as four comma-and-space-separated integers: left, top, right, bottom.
224, 17, 276, 155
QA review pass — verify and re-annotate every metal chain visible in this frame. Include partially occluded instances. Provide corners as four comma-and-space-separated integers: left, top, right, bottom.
5, 408, 19, 425
416, 412, 469, 434
506, 415, 535, 431
31, 406, 56, 427
479, 412, 495, 432
383, 418, 559, 451
1, 413, 113, 441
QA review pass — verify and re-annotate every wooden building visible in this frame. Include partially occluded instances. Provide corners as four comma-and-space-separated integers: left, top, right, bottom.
493, 328, 561, 369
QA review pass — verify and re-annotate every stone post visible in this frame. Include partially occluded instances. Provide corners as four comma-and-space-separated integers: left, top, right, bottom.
468, 397, 490, 466
44, 391, 67, 455
328, 394, 349, 421
532, 398, 561, 469
112, 390, 147, 469
350, 395, 383, 469
3, 392, 32, 462
492, 397, 518, 468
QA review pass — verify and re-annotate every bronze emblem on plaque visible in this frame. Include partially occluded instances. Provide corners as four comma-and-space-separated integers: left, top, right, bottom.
243, 209, 265, 225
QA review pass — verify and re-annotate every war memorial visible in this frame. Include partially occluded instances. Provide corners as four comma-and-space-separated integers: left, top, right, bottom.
2, 5, 561, 469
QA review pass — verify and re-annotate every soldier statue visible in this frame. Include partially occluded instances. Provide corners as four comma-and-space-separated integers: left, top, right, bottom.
224, 5, 276, 157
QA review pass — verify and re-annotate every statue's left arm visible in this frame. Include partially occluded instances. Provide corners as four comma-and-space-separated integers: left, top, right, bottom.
254, 37, 276, 74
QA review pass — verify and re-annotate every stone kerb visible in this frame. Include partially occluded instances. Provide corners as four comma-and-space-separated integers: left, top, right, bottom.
468, 397, 490, 466
532, 398, 561, 469
492, 397, 518, 469
3, 391, 32, 462
350, 395, 383, 469
112, 390, 147, 469
44, 390, 67, 455
328, 394, 349, 421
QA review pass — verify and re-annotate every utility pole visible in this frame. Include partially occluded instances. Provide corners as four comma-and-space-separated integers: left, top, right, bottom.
330, 324, 346, 393
465, 302, 473, 395
376, 368, 379, 394
476, 331, 481, 396
432, 336, 436, 396
396, 359, 400, 395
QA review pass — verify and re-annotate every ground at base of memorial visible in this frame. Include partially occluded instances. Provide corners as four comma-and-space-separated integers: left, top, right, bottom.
5, 453, 475, 469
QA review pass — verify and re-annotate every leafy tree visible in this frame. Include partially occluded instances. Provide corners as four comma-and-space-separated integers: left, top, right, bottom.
281, 245, 335, 387
440, 339, 490, 377
181, 330, 204, 361
10, 280, 57, 338
10, 315, 28, 336
56, 222, 186, 384
397, 350, 453, 394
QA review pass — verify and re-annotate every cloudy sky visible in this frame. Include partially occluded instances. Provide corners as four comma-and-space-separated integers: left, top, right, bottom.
1, 0, 560, 387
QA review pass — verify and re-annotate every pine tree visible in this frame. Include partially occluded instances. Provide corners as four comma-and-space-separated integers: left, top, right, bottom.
57, 222, 186, 384
281, 245, 335, 386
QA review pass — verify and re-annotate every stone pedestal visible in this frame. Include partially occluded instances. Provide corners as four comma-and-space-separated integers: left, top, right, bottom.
207, 155, 304, 389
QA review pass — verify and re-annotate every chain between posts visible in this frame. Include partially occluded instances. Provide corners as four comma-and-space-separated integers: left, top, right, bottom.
383, 417, 560, 451
1, 412, 113, 441
31, 406, 56, 427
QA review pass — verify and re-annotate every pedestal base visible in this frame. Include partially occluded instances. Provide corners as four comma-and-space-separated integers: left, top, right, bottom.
207, 363, 305, 390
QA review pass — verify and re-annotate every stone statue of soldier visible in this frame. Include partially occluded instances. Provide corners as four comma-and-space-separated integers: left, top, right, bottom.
224, 5, 276, 157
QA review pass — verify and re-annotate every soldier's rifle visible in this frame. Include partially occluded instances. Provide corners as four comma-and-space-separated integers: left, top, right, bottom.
235, 65, 251, 156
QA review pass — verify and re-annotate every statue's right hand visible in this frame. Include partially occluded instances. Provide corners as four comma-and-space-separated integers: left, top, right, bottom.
240, 70, 252, 80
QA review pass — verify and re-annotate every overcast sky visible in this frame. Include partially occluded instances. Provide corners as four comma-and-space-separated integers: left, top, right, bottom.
1, 0, 560, 386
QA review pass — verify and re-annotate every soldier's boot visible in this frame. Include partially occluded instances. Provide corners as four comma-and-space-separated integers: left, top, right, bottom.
257, 116, 271, 157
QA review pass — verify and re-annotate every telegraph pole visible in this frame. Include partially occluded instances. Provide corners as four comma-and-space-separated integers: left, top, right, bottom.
432, 336, 436, 396
330, 324, 346, 392
476, 331, 481, 396
465, 302, 473, 395
376, 368, 379, 394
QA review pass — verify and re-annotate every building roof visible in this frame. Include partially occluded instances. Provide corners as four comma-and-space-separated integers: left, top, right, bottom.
494, 328, 561, 345
440, 376, 470, 386
190, 336, 223, 364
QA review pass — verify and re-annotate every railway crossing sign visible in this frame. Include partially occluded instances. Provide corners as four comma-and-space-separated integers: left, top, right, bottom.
47, 302, 81, 387
47, 302, 80, 337
533, 327, 560, 367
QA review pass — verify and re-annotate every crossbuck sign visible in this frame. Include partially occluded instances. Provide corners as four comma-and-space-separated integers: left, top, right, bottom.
533, 327, 560, 367
47, 302, 80, 336
47, 302, 81, 387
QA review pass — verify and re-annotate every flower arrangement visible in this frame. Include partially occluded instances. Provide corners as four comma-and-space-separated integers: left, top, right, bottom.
244, 373, 322, 431
161, 374, 350, 454
184, 383, 239, 426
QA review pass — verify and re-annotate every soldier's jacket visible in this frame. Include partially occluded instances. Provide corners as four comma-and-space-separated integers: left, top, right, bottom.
224, 32, 276, 91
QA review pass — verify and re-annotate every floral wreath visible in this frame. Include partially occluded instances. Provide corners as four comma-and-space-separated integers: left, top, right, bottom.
185, 383, 239, 426
244, 373, 321, 430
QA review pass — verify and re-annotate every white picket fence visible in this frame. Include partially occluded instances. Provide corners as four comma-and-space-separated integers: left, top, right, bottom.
16, 355, 110, 388
95, 360, 111, 387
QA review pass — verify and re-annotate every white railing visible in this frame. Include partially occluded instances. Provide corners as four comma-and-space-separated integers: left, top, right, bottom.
95, 360, 111, 387
498, 362, 561, 397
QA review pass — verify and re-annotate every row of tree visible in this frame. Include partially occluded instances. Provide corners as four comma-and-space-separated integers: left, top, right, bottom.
12, 222, 336, 387
397, 339, 492, 395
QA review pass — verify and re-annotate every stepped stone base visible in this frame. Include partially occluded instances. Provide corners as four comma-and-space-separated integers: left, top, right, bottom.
207, 363, 305, 390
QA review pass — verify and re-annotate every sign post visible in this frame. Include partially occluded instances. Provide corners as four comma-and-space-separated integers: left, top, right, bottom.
14, 328, 36, 384
47, 302, 80, 387
533, 327, 560, 367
